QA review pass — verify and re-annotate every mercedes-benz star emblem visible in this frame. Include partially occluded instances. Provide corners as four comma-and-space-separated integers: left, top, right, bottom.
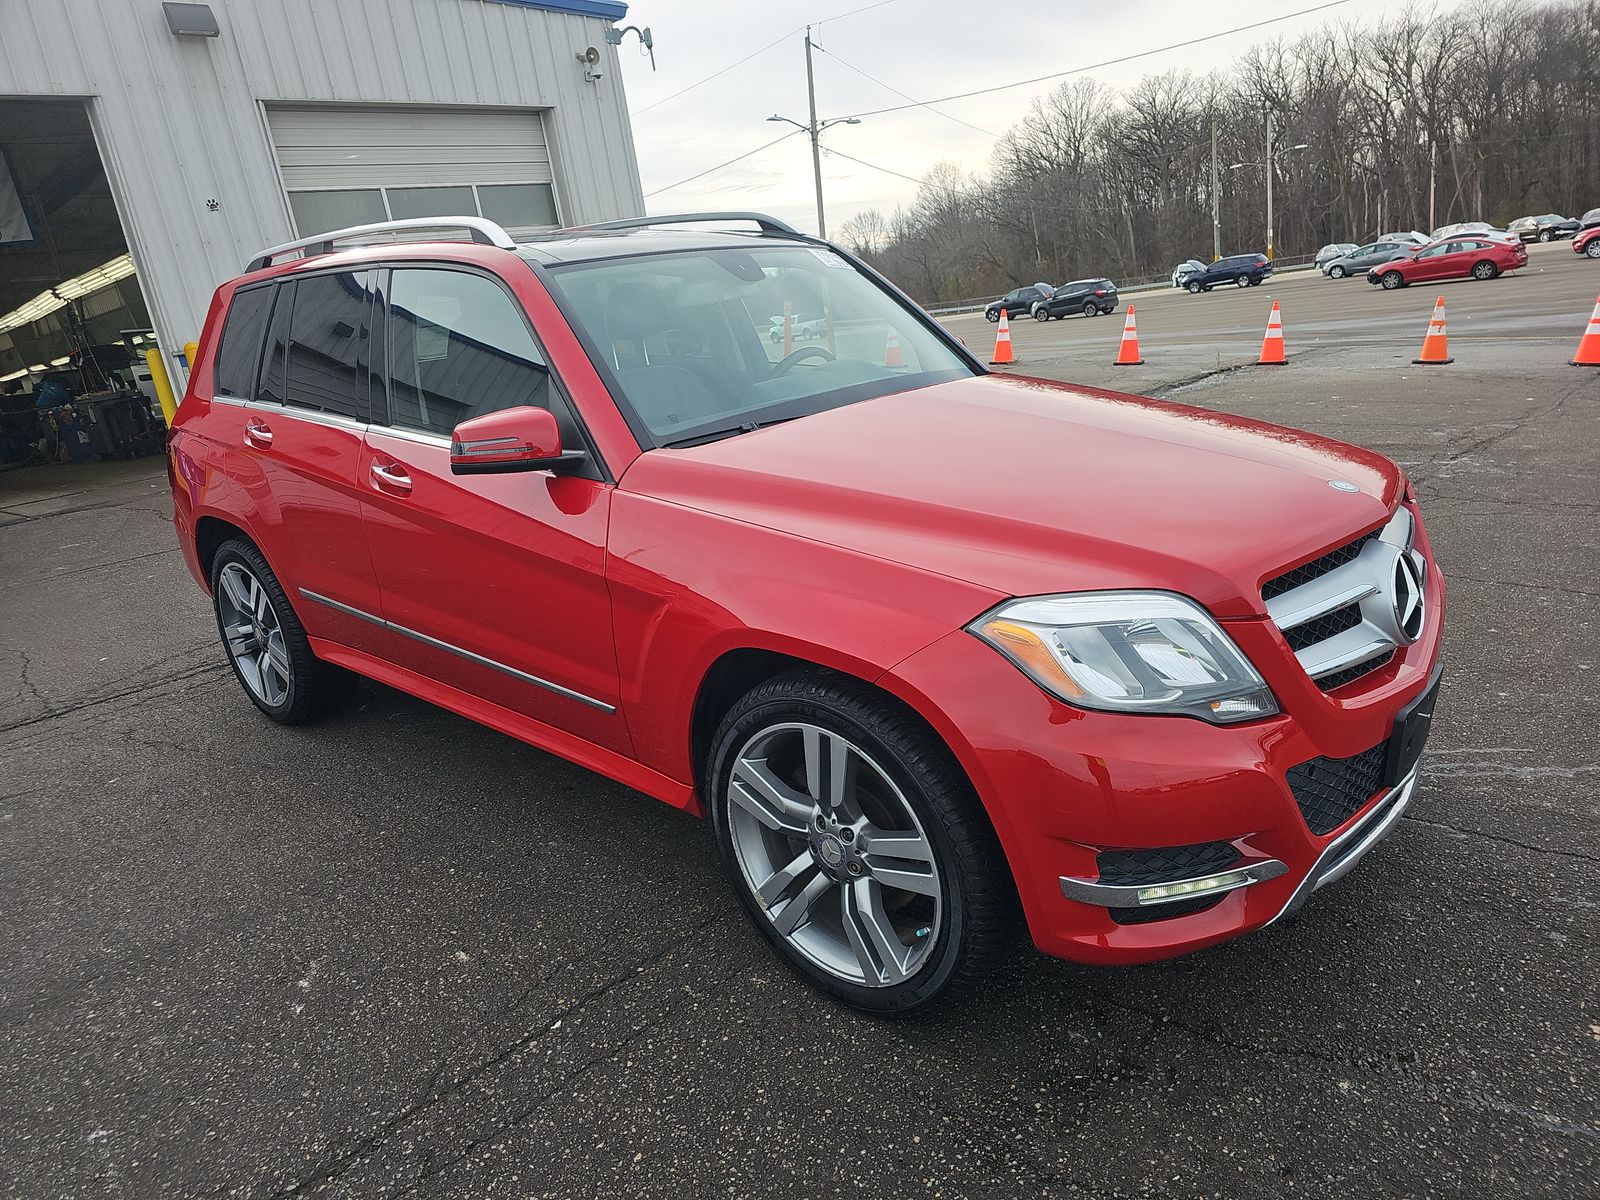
1392, 551, 1425, 643
816, 835, 845, 869
1327, 479, 1360, 492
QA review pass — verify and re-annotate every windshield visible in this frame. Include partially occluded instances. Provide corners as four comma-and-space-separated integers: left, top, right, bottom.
542, 244, 976, 446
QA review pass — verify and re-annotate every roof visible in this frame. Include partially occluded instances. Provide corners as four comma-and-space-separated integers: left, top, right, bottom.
488, 0, 629, 20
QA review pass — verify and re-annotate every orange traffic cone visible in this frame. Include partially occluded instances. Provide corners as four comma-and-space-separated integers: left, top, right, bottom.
1571, 294, 1600, 366
1257, 301, 1287, 365
884, 329, 904, 367
1113, 305, 1143, 366
1413, 296, 1452, 365
990, 308, 1015, 365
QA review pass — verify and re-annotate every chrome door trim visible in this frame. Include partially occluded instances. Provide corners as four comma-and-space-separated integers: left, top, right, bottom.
371, 424, 452, 450
298, 588, 617, 713
213, 394, 369, 438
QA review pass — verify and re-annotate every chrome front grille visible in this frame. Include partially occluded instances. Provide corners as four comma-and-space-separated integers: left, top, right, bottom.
1264, 508, 1426, 691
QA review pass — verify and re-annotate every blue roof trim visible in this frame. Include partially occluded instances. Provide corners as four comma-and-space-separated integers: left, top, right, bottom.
486, 0, 628, 19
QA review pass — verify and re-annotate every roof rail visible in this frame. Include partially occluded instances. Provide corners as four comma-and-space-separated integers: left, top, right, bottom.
559, 212, 803, 237
245, 216, 517, 273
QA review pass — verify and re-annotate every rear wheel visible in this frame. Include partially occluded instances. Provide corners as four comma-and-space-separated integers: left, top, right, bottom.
1328, 264, 1346, 279
707, 671, 1013, 1014
210, 539, 356, 724
1472, 260, 1498, 280
1380, 270, 1405, 290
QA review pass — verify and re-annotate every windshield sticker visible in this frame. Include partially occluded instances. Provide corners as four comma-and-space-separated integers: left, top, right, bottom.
808, 247, 851, 269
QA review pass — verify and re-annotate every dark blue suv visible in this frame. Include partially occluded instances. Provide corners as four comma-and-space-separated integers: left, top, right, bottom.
1182, 253, 1273, 293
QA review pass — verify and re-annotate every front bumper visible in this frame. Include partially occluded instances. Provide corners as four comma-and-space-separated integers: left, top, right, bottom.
881, 556, 1444, 967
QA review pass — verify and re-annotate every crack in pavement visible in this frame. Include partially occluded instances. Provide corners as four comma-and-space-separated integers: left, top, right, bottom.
268, 911, 730, 1198
1401, 814, 1600, 865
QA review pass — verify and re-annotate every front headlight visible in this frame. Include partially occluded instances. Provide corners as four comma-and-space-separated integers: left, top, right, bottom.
968, 592, 1278, 724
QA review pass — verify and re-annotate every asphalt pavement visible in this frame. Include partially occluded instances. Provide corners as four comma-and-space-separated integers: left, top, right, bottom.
2, 242, 1597, 1198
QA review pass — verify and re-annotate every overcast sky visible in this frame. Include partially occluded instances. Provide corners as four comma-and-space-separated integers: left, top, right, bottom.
614, 0, 1469, 235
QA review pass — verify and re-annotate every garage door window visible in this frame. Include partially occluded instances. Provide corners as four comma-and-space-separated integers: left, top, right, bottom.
387, 186, 477, 222
287, 190, 386, 237
479, 183, 559, 230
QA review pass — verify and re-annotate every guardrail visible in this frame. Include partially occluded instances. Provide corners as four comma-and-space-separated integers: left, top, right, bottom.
921, 255, 1320, 316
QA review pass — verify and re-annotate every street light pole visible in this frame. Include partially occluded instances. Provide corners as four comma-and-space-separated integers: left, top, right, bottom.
1211, 117, 1221, 261
1265, 112, 1275, 260
804, 28, 827, 238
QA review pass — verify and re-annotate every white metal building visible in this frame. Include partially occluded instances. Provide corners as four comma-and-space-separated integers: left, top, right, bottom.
0, 0, 643, 390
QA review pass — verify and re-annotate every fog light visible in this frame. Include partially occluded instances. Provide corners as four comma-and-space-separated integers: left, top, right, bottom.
1137, 871, 1250, 904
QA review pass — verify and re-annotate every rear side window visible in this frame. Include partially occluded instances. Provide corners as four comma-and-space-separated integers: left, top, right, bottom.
385, 267, 552, 437
282, 272, 376, 421
213, 285, 272, 398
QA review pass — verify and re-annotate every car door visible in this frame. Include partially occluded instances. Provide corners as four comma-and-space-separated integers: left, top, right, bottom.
357, 263, 629, 753
230, 270, 399, 662
1408, 243, 1453, 281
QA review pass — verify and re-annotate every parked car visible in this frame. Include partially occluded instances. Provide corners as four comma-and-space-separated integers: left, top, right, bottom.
767, 314, 825, 343
1378, 231, 1430, 247
171, 211, 1444, 1013
1575, 207, 1600, 230
985, 284, 1053, 322
1324, 242, 1411, 279
1171, 258, 1205, 288
1574, 225, 1600, 258
1367, 235, 1527, 288
1031, 278, 1118, 320
1428, 221, 1515, 243
1183, 253, 1273, 292
1315, 243, 1359, 272
1507, 214, 1580, 243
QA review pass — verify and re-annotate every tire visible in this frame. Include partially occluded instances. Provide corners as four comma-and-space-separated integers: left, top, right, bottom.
1472, 260, 1498, 280
1587, 240, 1600, 259
1235, 275, 1250, 288
706, 669, 1014, 1015
1328, 265, 1346, 279
1082, 301, 1097, 317
1034, 307, 1050, 321
1380, 270, 1405, 290
1538, 229, 1553, 243
210, 538, 356, 724
1186, 281, 1201, 294
985, 310, 999, 323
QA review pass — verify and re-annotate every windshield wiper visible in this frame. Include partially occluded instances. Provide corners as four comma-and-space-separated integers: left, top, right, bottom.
663, 414, 805, 449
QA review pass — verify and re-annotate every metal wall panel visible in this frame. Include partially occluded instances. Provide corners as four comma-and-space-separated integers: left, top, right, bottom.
0, 0, 643, 380
267, 106, 554, 188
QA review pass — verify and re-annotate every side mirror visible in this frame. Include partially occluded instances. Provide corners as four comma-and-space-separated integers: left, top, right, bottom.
449, 406, 586, 476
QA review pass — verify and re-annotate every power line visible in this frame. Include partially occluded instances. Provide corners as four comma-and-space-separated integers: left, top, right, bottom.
644, 128, 806, 199
821, 145, 924, 186
630, 0, 902, 119
836, 0, 1352, 120
813, 45, 998, 138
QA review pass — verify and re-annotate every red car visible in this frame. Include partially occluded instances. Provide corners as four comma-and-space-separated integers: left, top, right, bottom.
170, 212, 1445, 1013
1367, 235, 1527, 288
1574, 225, 1600, 258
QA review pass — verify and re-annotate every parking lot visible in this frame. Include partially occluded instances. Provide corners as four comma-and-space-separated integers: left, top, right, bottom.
2, 242, 1597, 1197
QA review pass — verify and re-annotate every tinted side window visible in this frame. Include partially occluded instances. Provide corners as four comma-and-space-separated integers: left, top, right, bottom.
214, 285, 273, 397
257, 283, 291, 406
386, 268, 551, 437
283, 272, 375, 421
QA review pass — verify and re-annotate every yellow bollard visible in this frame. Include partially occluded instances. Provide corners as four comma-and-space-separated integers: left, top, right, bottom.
183, 341, 198, 369
145, 348, 179, 428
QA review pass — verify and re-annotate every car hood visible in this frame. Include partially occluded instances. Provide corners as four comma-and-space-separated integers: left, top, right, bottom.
619, 375, 1403, 619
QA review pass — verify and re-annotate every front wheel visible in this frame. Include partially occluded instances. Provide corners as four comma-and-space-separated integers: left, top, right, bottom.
1235, 275, 1250, 288
1186, 281, 1202, 294
1380, 270, 1405, 290
1472, 260, 1498, 280
210, 539, 356, 724
1586, 240, 1600, 259
707, 671, 1013, 1014
1538, 229, 1553, 243
985, 310, 999, 323
1034, 307, 1050, 321
1328, 265, 1346, 279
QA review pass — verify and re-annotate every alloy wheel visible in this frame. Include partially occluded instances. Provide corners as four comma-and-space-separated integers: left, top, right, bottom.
217, 561, 291, 707
725, 722, 942, 987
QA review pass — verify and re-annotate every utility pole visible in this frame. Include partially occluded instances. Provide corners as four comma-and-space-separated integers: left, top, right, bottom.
768, 28, 859, 239
804, 28, 826, 238
1210, 117, 1222, 261
1427, 138, 1437, 233
1265, 111, 1275, 260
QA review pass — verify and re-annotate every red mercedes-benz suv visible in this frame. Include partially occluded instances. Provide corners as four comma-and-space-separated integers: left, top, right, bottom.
170, 212, 1444, 1013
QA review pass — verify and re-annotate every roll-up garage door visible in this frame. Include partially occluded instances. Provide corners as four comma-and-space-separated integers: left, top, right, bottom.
267, 105, 561, 240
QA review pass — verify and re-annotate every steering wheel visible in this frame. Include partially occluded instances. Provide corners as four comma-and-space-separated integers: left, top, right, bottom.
772, 346, 835, 375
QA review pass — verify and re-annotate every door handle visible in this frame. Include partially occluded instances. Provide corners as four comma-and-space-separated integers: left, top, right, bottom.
244, 419, 273, 449
370, 461, 413, 494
